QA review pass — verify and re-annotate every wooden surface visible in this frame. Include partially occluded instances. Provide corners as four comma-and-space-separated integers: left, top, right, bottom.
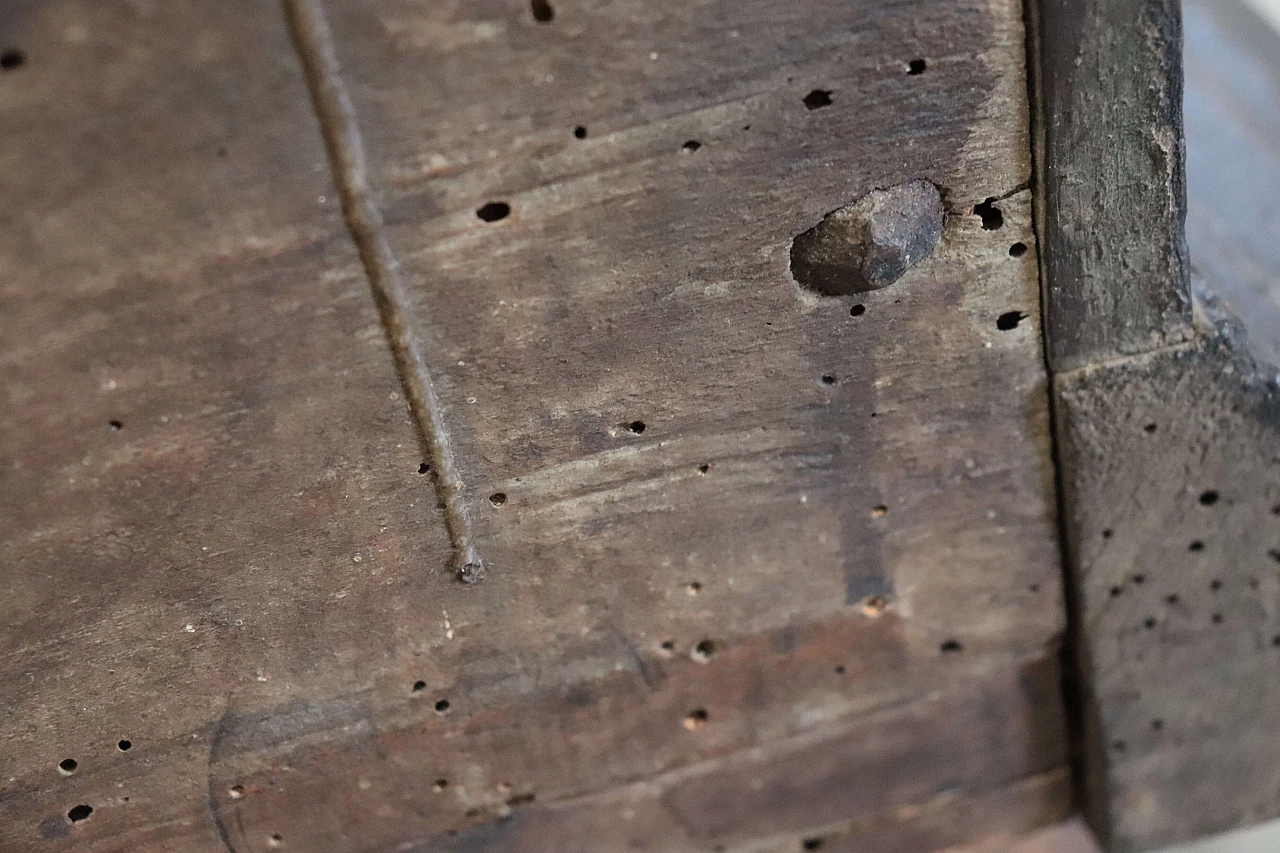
1033, 0, 1193, 372
1032, 0, 1280, 850
0, 0, 1068, 851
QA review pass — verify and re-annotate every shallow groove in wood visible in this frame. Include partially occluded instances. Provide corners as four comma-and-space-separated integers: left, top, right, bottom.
282, 0, 483, 581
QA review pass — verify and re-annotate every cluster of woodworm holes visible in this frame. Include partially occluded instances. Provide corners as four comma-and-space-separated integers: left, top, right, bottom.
1103, 471, 1280, 754
51, 3, 1026, 841
461, 13, 1029, 553
466, 2, 1030, 339
424, 14, 1019, 812
54, 741, 133, 825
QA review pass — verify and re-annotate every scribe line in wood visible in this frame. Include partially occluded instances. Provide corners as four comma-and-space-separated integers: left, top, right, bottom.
282, 0, 483, 582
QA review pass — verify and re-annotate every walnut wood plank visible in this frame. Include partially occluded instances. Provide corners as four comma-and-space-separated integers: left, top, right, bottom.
1, 0, 1068, 850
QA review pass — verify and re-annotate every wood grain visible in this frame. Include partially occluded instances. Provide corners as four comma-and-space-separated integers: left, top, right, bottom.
1034, 0, 1193, 372
0, 0, 1068, 850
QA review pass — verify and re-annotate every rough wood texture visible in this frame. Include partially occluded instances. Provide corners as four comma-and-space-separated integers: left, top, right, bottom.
1034, 0, 1193, 371
2, 0, 1067, 850
1033, 0, 1280, 849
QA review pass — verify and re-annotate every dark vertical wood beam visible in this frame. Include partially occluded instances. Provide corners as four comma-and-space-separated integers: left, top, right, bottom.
1035, 0, 1193, 373
1032, 1, 1280, 850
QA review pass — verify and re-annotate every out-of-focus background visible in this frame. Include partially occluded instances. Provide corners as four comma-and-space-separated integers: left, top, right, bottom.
1184, 0, 1280, 369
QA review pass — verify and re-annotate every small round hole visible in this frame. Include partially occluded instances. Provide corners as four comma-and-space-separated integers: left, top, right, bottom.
820, 374, 837, 386
1144, 423, 1158, 434
67, 805, 93, 823
692, 639, 716, 662
1189, 540, 1204, 552
0, 49, 25, 71
996, 311, 1026, 331
109, 420, 123, 431
850, 303, 866, 317
268, 834, 283, 848
434, 699, 451, 713
696, 463, 710, 474
530, 0, 554, 22
229, 785, 244, 800
418, 462, 430, 474
573, 125, 587, 139
489, 492, 507, 507
683, 708, 709, 730
686, 581, 702, 595
58, 759, 78, 776
623, 420, 645, 434
940, 639, 962, 653
659, 639, 676, 653
906, 58, 926, 75
834, 665, 846, 674
117, 739, 131, 752
412, 680, 426, 692
1133, 573, 1146, 584
1143, 617, 1157, 630
681, 140, 702, 153
1008, 242, 1027, 257
476, 202, 510, 223
1212, 612, 1224, 624
434, 778, 449, 792
1199, 490, 1219, 506
871, 505, 888, 518
1211, 579, 1223, 591
1102, 529, 1114, 539
1110, 586, 1122, 597
803, 89, 832, 110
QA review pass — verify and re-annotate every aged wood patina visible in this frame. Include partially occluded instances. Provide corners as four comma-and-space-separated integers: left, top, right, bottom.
0, 0, 1096, 849
1032, 0, 1280, 849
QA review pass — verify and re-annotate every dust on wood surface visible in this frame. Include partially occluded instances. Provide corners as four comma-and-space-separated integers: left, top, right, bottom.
1, 0, 1065, 850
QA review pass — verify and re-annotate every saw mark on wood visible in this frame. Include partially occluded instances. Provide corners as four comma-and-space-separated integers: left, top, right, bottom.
283, 0, 483, 582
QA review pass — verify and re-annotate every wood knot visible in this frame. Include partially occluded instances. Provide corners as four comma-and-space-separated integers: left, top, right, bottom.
789, 179, 944, 296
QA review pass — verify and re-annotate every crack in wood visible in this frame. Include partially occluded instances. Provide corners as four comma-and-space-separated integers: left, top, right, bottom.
282, 0, 483, 582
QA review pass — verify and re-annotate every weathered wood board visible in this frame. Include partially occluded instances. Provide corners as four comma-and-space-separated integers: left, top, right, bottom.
1032, 0, 1280, 849
1, 0, 1068, 850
